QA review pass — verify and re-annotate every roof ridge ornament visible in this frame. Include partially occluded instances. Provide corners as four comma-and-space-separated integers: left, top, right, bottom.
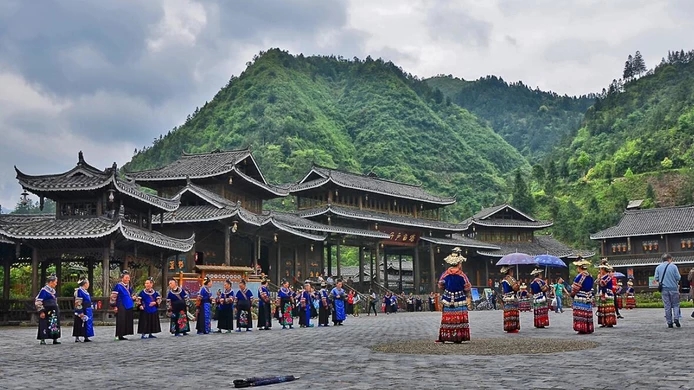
186, 175, 191, 185
78, 151, 85, 165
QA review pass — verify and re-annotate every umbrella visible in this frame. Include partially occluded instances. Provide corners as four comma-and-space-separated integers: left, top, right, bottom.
496, 252, 534, 275
612, 271, 626, 278
534, 255, 567, 268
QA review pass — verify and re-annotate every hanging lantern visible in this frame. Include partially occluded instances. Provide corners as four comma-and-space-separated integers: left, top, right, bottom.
232, 221, 238, 233
274, 233, 278, 242
643, 243, 648, 251
374, 223, 378, 230
437, 246, 440, 253
654, 242, 659, 250
310, 244, 314, 252
393, 199, 397, 206
682, 240, 686, 249
20, 190, 29, 206
365, 194, 369, 201
228, 176, 233, 185
108, 189, 115, 203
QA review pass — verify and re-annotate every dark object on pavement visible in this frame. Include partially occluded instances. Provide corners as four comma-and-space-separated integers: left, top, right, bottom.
233, 375, 299, 388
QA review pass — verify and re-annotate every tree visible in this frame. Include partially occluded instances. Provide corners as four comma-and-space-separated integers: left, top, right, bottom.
532, 164, 546, 185
511, 169, 534, 213
633, 51, 647, 76
661, 157, 673, 169
623, 55, 634, 81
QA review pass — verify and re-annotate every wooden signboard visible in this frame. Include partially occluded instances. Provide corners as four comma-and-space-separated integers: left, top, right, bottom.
378, 226, 420, 247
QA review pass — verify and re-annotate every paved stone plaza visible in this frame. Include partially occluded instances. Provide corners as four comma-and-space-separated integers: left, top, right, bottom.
1, 309, 693, 389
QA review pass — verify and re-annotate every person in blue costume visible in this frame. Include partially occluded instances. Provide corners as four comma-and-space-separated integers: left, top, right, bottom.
570, 258, 595, 334
110, 270, 136, 341
257, 277, 272, 330
500, 266, 520, 333
330, 280, 347, 326
35, 274, 61, 345
318, 282, 330, 326
167, 278, 190, 336
216, 279, 234, 333
436, 248, 472, 343
196, 276, 213, 334
137, 277, 162, 339
278, 279, 294, 329
235, 279, 254, 332
72, 277, 94, 343
300, 281, 314, 328
597, 259, 617, 328
529, 268, 550, 328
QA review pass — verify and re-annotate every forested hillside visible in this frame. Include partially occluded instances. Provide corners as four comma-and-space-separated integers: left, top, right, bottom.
124, 49, 529, 219
426, 75, 594, 161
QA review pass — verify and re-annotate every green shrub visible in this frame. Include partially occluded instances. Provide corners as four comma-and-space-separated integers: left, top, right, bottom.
61, 282, 79, 297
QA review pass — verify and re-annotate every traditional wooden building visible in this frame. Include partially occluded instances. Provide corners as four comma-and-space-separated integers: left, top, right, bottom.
591, 205, 694, 289
126, 150, 388, 287
459, 204, 591, 286
0, 152, 194, 300
288, 165, 500, 293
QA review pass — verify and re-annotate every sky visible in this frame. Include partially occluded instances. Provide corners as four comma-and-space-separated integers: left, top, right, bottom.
0, 0, 693, 211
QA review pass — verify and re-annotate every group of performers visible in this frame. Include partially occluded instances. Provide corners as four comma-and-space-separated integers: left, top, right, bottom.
435, 249, 639, 343
35, 270, 353, 344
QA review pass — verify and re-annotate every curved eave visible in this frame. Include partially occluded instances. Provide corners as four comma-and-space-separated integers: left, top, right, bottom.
471, 220, 554, 229
265, 220, 327, 242
16, 166, 111, 193
173, 186, 228, 209
232, 167, 288, 197
299, 206, 465, 232
0, 220, 121, 240
419, 236, 500, 250
155, 206, 264, 226
590, 229, 694, 240
115, 179, 180, 212
476, 250, 575, 258
280, 222, 389, 239
119, 224, 195, 252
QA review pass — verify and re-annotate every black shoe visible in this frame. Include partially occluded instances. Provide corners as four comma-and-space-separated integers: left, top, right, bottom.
53, 340, 61, 345
675, 320, 681, 328
75, 338, 81, 343
668, 323, 674, 328
118, 336, 127, 341
83, 338, 92, 342
617, 315, 624, 319
691, 311, 694, 318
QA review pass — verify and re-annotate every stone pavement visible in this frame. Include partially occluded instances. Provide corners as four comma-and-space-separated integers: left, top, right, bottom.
1, 308, 693, 390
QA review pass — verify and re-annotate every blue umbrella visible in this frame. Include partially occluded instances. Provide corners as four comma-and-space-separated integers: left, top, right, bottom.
534, 255, 567, 268
496, 252, 535, 266
613, 271, 626, 278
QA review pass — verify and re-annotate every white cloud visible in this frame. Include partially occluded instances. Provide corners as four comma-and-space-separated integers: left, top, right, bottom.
147, 0, 208, 52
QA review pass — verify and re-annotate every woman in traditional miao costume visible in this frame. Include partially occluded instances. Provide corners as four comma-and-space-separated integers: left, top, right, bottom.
529, 268, 550, 328
625, 279, 636, 309
257, 278, 272, 330
597, 260, 617, 328
330, 280, 347, 326
235, 279, 254, 332
216, 279, 234, 333
110, 270, 137, 341
166, 278, 190, 336
300, 281, 314, 328
318, 282, 331, 326
500, 266, 521, 333
436, 248, 472, 343
196, 277, 213, 335
136, 277, 162, 339
72, 277, 94, 343
35, 274, 61, 345
518, 284, 531, 312
615, 281, 624, 311
570, 258, 595, 334
278, 279, 294, 329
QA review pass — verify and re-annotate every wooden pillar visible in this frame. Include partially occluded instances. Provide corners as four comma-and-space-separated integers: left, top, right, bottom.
319, 243, 325, 277
102, 246, 110, 297
327, 244, 333, 276
148, 208, 152, 232
336, 240, 341, 277
40, 261, 47, 292
55, 260, 62, 297
375, 245, 380, 283
429, 243, 436, 293
87, 260, 95, 295
293, 247, 298, 283
413, 247, 420, 294
31, 248, 39, 297
161, 254, 169, 295
303, 244, 310, 280
398, 254, 403, 293
276, 243, 281, 284
358, 246, 364, 286
484, 257, 489, 288
224, 225, 231, 266
369, 249, 374, 287
383, 246, 389, 289
3, 257, 10, 301
255, 236, 261, 270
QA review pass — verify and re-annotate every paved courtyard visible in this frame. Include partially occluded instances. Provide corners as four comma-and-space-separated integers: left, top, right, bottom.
0, 308, 693, 389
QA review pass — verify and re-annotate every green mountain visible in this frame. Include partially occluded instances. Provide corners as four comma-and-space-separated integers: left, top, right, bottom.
124, 49, 529, 219
530, 50, 694, 248
426, 75, 594, 161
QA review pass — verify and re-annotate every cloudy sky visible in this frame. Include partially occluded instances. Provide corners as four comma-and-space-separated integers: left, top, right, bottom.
0, 0, 692, 211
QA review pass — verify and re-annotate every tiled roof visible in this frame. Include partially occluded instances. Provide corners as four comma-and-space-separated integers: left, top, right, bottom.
608, 255, 694, 267
232, 168, 288, 197
290, 166, 455, 205
591, 206, 694, 239
174, 183, 235, 208
16, 152, 180, 212
464, 204, 551, 229
0, 215, 193, 252
476, 235, 588, 258
0, 234, 15, 245
297, 205, 465, 232
272, 212, 390, 239
264, 219, 327, 242
419, 235, 500, 250
157, 205, 241, 224
126, 149, 252, 181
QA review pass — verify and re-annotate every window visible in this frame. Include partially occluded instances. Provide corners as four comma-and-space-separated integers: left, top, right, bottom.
60, 202, 97, 217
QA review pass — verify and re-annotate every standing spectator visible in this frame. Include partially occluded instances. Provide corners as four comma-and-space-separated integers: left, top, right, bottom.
688, 267, 694, 304
428, 292, 436, 311
490, 289, 498, 310
353, 292, 361, 317
367, 290, 378, 316
654, 253, 681, 328
553, 277, 569, 313
346, 290, 355, 316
